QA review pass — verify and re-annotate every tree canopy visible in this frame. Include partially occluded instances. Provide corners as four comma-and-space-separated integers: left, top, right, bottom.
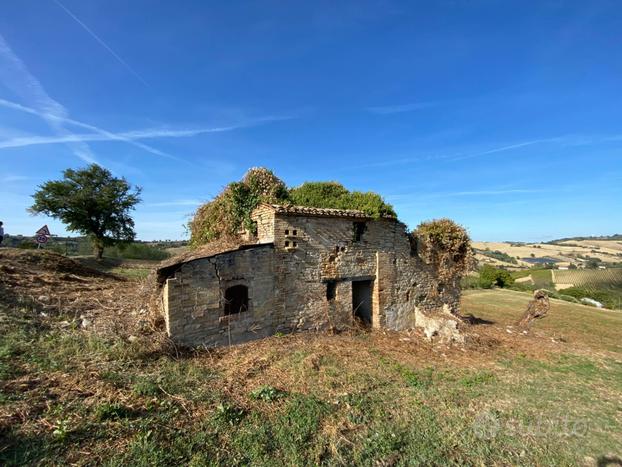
189, 168, 396, 246
30, 164, 141, 259
289, 182, 396, 218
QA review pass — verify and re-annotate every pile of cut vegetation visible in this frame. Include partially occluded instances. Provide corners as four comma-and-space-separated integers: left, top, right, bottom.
0, 249, 156, 338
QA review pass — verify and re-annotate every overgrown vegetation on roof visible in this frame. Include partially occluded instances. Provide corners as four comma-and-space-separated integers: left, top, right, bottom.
189, 168, 290, 245
188, 168, 396, 246
289, 181, 396, 218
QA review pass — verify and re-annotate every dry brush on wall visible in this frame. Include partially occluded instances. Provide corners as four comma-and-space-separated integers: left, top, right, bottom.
412, 219, 473, 284
189, 168, 289, 245
404, 219, 473, 342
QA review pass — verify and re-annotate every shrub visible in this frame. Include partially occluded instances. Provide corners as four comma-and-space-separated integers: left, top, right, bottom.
18, 240, 38, 250
476, 249, 517, 264
413, 219, 473, 282
105, 242, 169, 260
460, 275, 481, 289
289, 182, 396, 218
561, 287, 622, 309
189, 168, 289, 245
478, 265, 514, 288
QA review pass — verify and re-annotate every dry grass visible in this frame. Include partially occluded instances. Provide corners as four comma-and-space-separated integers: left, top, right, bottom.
1, 249, 621, 465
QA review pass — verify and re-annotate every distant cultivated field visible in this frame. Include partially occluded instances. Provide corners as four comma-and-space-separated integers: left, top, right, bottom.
558, 239, 622, 255
473, 240, 622, 266
553, 269, 622, 288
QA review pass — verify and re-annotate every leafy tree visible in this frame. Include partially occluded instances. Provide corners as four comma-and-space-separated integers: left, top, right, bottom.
30, 164, 141, 259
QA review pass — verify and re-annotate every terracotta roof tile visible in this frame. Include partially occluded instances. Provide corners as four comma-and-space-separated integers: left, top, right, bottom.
263, 204, 395, 219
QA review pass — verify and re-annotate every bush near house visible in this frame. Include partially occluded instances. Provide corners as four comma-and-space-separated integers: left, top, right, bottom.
478, 265, 514, 289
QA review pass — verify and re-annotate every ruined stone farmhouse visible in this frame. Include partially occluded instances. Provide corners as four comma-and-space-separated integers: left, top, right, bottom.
157, 204, 462, 347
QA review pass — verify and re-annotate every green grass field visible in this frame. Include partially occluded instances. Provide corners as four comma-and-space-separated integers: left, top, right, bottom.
511, 269, 555, 289
1, 284, 621, 465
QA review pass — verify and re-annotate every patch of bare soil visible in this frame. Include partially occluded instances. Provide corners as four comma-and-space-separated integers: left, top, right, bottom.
0, 248, 159, 339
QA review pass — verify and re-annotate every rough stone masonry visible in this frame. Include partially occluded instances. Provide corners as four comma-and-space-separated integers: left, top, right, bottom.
156, 204, 463, 347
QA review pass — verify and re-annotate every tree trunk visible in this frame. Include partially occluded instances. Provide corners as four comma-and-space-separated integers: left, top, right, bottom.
92, 237, 105, 260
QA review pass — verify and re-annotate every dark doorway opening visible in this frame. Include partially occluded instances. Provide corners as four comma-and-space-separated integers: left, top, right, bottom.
326, 281, 337, 301
352, 280, 372, 326
224, 285, 249, 315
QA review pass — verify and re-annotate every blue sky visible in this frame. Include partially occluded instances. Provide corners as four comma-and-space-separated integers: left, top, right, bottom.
1, 1, 620, 242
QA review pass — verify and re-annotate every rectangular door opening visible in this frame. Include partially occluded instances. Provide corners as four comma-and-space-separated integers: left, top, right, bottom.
352, 280, 373, 327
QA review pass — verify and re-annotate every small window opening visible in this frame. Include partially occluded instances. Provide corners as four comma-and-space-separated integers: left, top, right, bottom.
285, 229, 289, 235
326, 281, 337, 301
224, 285, 249, 315
353, 222, 367, 242
285, 240, 290, 247
293, 241, 297, 247
293, 229, 297, 236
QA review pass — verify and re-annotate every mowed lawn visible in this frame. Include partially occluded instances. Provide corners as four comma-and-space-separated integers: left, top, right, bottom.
1, 286, 621, 465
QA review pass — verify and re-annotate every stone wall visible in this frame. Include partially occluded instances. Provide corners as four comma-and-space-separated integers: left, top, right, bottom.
163, 244, 276, 347
161, 207, 464, 347
251, 205, 276, 243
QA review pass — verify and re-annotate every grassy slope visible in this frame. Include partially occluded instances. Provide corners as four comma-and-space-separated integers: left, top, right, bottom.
1, 286, 621, 465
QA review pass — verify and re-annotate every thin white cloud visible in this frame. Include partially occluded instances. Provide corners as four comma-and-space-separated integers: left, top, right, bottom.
386, 188, 544, 201
367, 101, 441, 115
0, 98, 176, 160
1, 174, 30, 183
52, 0, 148, 86
445, 188, 545, 196
0, 98, 293, 156
450, 139, 560, 161
0, 101, 291, 154
0, 34, 97, 163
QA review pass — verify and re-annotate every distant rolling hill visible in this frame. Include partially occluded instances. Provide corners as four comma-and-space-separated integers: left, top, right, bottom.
473, 238, 622, 268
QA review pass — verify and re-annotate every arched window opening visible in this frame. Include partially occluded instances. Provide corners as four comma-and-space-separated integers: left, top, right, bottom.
224, 285, 249, 315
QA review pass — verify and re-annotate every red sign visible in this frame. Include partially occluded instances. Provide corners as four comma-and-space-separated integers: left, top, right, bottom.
36, 234, 49, 244
36, 225, 51, 236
